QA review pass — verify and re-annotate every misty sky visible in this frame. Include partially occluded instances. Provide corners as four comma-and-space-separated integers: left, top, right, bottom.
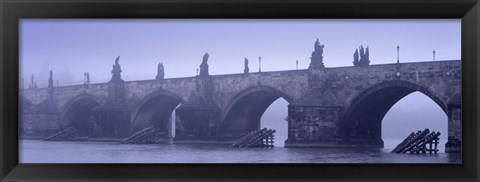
20, 19, 460, 149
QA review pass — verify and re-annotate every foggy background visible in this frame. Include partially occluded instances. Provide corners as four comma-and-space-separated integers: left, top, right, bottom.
20, 19, 460, 150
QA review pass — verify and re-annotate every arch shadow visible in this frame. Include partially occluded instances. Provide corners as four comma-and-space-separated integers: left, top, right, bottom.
131, 89, 183, 134
340, 80, 448, 147
61, 94, 103, 135
219, 85, 292, 137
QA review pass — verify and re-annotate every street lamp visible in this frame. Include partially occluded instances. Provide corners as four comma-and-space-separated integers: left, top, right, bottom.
259, 56, 262, 72
396, 45, 400, 64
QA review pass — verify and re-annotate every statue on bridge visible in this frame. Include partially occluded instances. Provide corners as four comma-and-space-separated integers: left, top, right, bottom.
314, 39, 324, 55
29, 74, 37, 89
84, 72, 91, 85
353, 49, 359, 66
156, 62, 165, 80
107, 55, 126, 103
199, 53, 209, 76
111, 56, 123, 80
48, 70, 54, 89
353, 45, 370, 67
86, 72, 90, 84
48, 70, 54, 99
359, 45, 365, 59
309, 39, 325, 69
244, 58, 249, 74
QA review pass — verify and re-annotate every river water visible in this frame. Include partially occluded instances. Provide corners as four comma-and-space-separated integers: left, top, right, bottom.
19, 138, 460, 163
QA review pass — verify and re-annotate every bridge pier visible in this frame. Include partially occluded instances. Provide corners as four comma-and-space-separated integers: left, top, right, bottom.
174, 103, 221, 142
445, 104, 461, 153
90, 103, 131, 138
285, 103, 385, 148
285, 103, 346, 147
21, 100, 61, 137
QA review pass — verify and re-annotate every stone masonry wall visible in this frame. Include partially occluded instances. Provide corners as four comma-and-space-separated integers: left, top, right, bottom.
286, 105, 342, 147
211, 70, 309, 112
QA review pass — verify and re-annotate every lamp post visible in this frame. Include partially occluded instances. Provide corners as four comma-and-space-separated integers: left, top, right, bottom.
259, 56, 262, 72
296, 60, 298, 70
396, 45, 400, 64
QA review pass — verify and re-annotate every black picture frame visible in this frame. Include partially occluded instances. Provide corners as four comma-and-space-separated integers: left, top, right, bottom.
1, 0, 479, 181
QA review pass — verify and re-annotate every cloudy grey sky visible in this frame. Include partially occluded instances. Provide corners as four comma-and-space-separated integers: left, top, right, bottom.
20, 19, 460, 149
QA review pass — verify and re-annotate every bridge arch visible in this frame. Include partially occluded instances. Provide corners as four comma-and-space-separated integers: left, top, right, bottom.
219, 85, 292, 137
340, 80, 448, 147
131, 89, 183, 135
61, 94, 103, 136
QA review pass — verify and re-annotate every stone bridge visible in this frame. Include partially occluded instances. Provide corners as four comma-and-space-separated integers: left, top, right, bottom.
20, 40, 462, 153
